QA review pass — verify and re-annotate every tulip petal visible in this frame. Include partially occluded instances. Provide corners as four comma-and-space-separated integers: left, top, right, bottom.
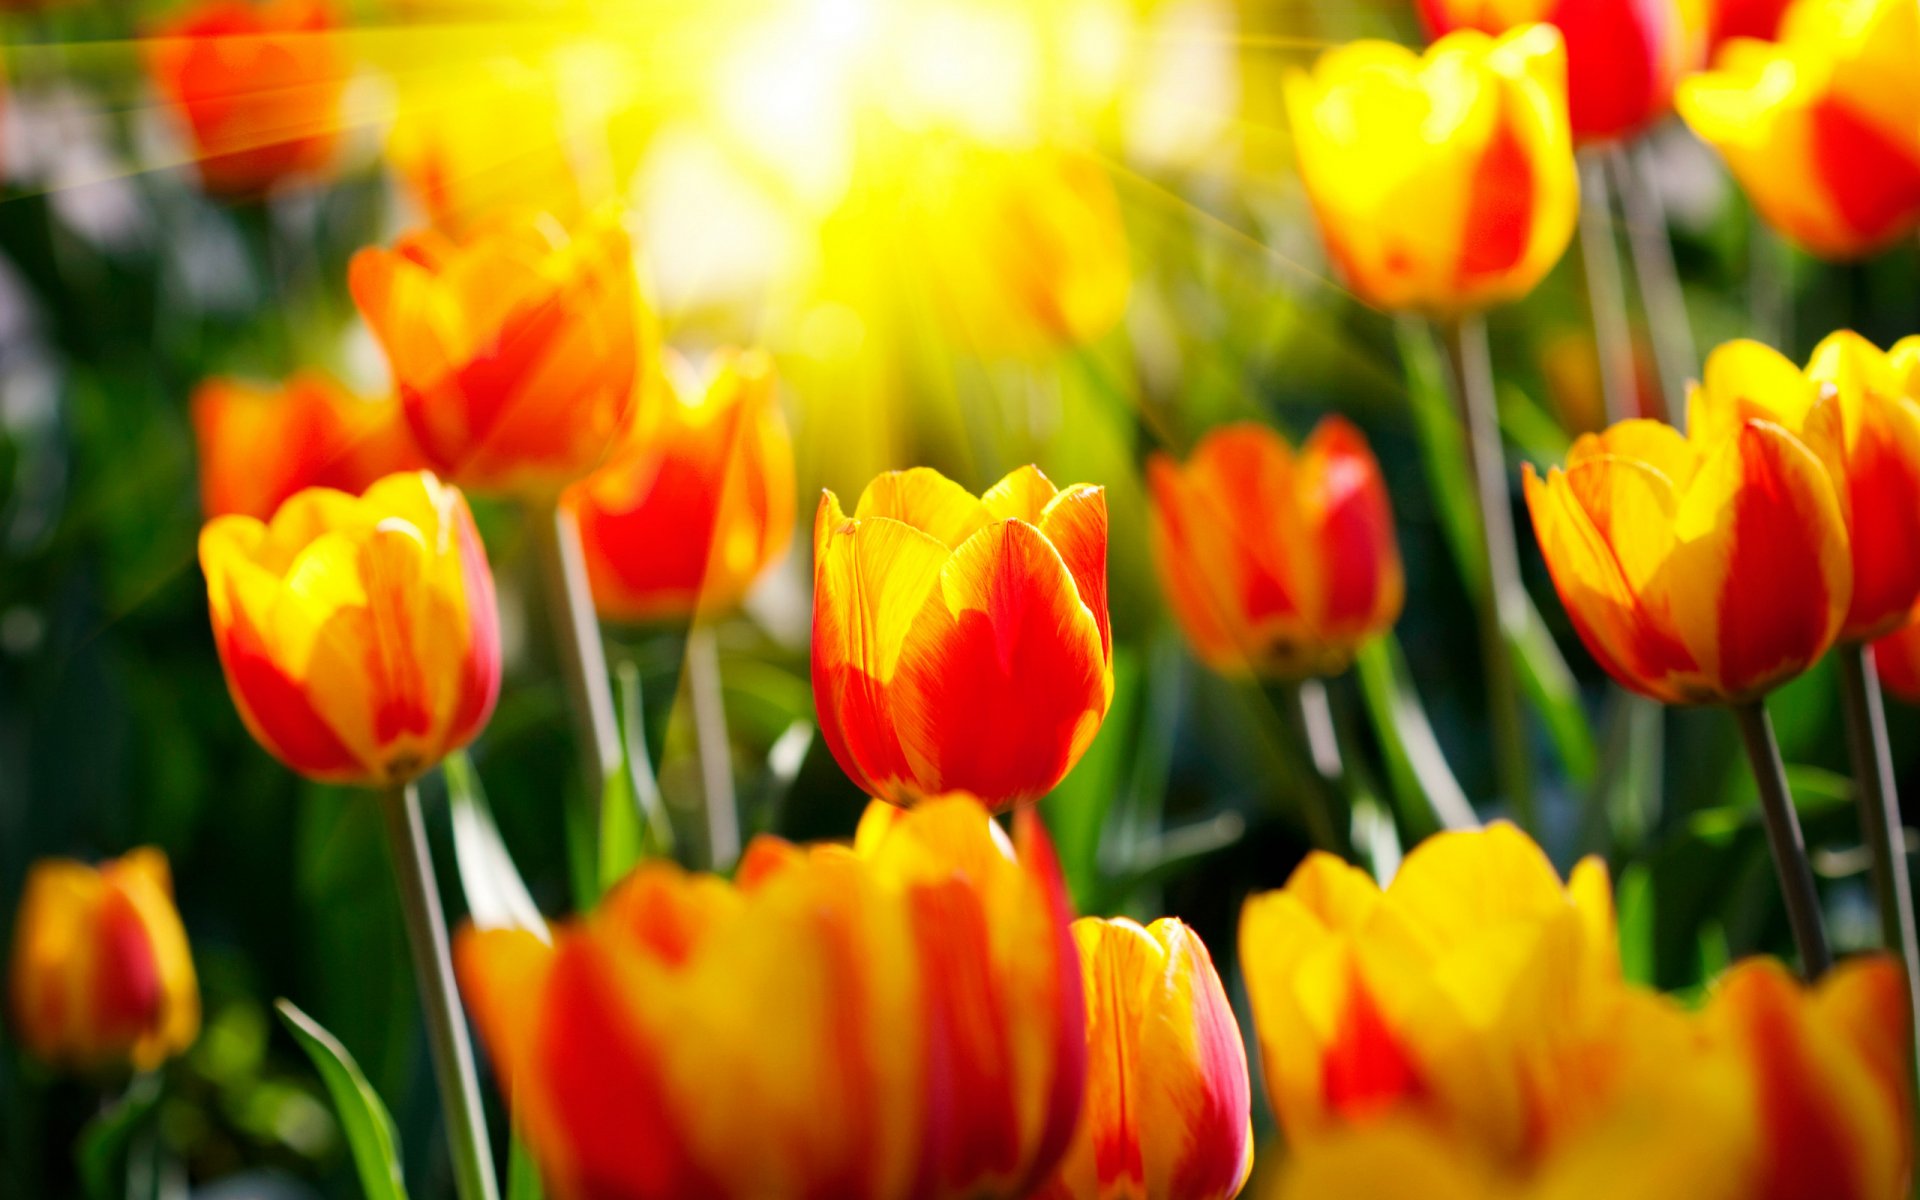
982, 465, 1062, 524
1037, 484, 1112, 666
1689, 340, 1820, 445
855, 468, 993, 549
1302, 416, 1404, 642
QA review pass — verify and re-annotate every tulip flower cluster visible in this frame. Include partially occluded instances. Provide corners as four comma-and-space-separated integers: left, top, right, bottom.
1243, 823, 1914, 1198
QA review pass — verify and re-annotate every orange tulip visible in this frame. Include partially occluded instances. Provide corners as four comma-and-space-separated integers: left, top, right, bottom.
349, 211, 645, 497
1147, 419, 1402, 679
146, 0, 349, 196
386, 58, 584, 236
191, 371, 424, 521
1683, 334, 1920, 641
1032, 917, 1253, 1200
1678, 0, 1920, 260
1286, 25, 1578, 315
812, 466, 1112, 808
1416, 0, 1687, 142
8, 849, 199, 1072
566, 348, 795, 621
1522, 406, 1850, 704
198, 471, 500, 786
456, 795, 1085, 1200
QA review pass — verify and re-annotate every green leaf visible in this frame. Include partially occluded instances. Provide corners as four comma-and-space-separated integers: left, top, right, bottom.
276, 999, 409, 1200
507, 1132, 546, 1200
600, 660, 675, 893
444, 752, 548, 940
1043, 644, 1141, 907
1616, 860, 1656, 988
77, 1073, 161, 1200
1355, 634, 1477, 837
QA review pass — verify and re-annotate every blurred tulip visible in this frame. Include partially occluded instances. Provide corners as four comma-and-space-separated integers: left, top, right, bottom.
191, 371, 424, 521
812, 465, 1112, 808
1033, 916, 1253, 1200
1286, 25, 1578, 315
1683, 335, 1920, 641
349, 211, 645, 497
918, 142, 1131, 355
199, 471, 500, 786
8, 849, 199, 1072
1147, 419, 1402, 680
1540, 328, 1663, 434
1688, 0, 1797, 49
386, 58, 584, 236
456, 795, 1084, 1200
147, 0, 348, 196
1522, 408, 1850, 704
566, 348, 794, 621
1873, 621, 1920, 703
1416, 0, 1687, 141
1678, 0, 1920, 260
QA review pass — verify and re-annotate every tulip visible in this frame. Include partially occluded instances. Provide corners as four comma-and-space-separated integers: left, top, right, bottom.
917, 142, 1130, 355
8, 849, 199, 1072
192, 371, 424, 521
1678, 0, 1920, 260
1522, 410, 1849, 705
1239, 822, 1655, 1160
198, 471, 500, 786
566, 348, 795, 621
146, 0, 348, 196
1416, 0, 1687, 142
812, 465, 1111, 808
1691, 0, 1797, 49
386, 58, 584, 236
349, 211, 645, 497
1286, 25, 1578, 315
1147, 419, 1402, 679
1032, 917, 1253, 1200
455, 795, 1085, 1200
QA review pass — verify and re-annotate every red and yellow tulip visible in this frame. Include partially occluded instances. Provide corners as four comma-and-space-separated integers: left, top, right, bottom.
198, 471, 500, 786
1033, 917, 1253, 1200
567, 348, 794, 622
1678, 0, 1920, 260
1286, 25, 1578, 315
1522, 404, 1850, 704
456, 795, 1085, 1200
811, 466, 1112, 809
147, 0, 348, 196
8, 849, 199, 1072
192, 371, 423, 521
1415, 0, 1688, 142
349, 211, 645, 497
1147, 419, 1402, 679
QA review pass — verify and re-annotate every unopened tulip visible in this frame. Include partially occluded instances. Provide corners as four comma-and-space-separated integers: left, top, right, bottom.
812, 466, 1111, 808
1240, 823, 1655, 1160
8, 849, 199, 1072
349, 211, 644, 496
1416, 0, 1687, 142
147, 0, 348, 196
199, 471, 500, 786
1523, 408, 1850, 704
1678, 0, 1920, 260
1033, 917, 1253, 1200
1287, 25, 1578, 315
1148, 419, 1402, 679
456, 795, 1085, 1200
567, 348, 794, 621
192, 371, 423, 520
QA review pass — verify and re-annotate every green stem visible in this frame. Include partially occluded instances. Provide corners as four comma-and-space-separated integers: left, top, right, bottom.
1277, 679, 1349, 857
1730, 701, 1832, 980
1438, 314, 1535, 833
1608, 144, 1696, 425
530, 504, 622, 863
1577, 150, 1636, 425
1837, 645, 1920, 1045
685, 624, 740, 870
378, 782, 499, 1200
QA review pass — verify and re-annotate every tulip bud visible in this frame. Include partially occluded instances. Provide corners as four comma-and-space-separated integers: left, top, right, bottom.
9, 849, 199, 1072
1148, 419, 1402, 679
811, 466, 1112, 809
1286, 25, 1578, 316
198, 471, 501, 786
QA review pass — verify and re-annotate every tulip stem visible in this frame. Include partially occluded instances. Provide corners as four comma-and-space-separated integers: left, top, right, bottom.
686, 624, 740, 870
378, 782, 499, 1200
1577, 150, 1637, 425
531, 504, 622, 861
1276, 679, 1350, 857
1731, 701, 1832, 981
1836, 645, 1920, 1040
1608, 144, 1696, 425
1438, 314, 1535, 834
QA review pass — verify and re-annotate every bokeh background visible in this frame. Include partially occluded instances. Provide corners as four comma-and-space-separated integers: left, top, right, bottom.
2, 0, 1918, 1194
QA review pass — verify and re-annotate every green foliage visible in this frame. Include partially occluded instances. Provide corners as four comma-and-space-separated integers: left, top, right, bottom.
276, 1000, 409, 1200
